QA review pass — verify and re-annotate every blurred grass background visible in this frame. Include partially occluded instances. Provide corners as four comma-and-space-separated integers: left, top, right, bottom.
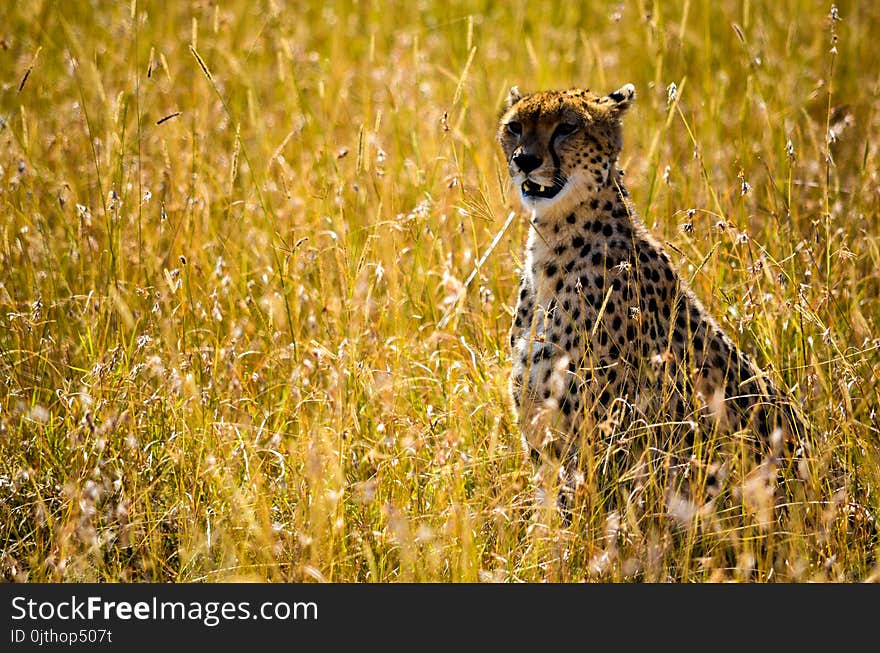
0, 0, 878, 581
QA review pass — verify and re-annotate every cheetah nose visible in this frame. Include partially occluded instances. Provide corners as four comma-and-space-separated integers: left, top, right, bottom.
513, 152, 543, 174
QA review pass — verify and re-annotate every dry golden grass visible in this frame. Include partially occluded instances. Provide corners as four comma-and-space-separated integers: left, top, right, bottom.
1, 0, 878, 582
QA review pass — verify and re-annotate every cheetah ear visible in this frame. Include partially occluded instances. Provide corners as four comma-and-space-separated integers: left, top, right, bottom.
606, 83, 636, 114
504, 85, 524, 111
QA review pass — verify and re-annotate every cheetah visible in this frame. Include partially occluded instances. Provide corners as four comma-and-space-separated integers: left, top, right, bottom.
498, 84, 806, 506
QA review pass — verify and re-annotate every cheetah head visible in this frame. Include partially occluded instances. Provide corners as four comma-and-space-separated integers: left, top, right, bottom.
497, 84, 635, 218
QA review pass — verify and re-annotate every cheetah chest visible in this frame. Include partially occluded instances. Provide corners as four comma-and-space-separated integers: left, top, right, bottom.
511, 250, 642, 421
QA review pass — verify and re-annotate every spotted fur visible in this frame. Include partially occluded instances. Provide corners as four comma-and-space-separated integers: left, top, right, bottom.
498, 85, 804, 495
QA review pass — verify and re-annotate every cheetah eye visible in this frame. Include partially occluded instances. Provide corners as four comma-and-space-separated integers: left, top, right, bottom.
555, 122, 579, 137
506, 121, 522, 136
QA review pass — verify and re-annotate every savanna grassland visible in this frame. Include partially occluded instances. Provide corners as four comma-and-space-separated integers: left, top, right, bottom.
1, 0, 879, 582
